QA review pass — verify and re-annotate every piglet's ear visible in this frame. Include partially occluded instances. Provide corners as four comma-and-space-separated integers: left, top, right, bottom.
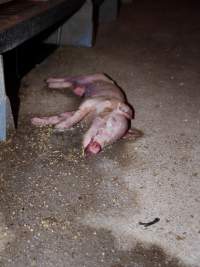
117, 103, 133, 120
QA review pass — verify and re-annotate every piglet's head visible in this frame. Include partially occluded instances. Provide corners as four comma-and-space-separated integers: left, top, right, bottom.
116, 103, 134, 120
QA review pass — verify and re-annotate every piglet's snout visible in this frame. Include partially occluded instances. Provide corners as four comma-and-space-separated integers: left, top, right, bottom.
84, 141, 102, 156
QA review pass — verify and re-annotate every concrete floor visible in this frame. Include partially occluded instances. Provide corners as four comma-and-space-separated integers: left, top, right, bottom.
0, 1, 200, 266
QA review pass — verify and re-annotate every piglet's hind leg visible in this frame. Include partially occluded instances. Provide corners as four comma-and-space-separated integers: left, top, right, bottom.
46, 78, 86, 97
46, 77, 73, 89
47, 81, 73, 89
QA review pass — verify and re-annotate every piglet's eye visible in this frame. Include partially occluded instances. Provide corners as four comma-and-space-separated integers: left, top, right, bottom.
118, 104, 133, 119
119, 104, 129, 114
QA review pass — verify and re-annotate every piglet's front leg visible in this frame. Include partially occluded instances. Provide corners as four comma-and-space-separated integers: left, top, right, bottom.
54, 109, 89, 131
54, 98, 99, 131
31, 112, 74, 127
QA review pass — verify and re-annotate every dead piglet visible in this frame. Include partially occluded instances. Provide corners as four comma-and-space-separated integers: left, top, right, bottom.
31, 73, 136, 155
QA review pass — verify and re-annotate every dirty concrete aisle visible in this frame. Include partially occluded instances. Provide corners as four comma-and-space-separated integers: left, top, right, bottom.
0, 1, 200, 266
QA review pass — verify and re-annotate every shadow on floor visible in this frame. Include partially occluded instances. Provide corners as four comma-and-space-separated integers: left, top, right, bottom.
3, 40, 57, 126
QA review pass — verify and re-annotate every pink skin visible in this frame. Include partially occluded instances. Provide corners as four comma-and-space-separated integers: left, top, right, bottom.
45, 73, 111, 96
46, 73, 123, 99
46, 74, 112, 88
31, 112, 74, 126
84, 141, 102, 156
47, 81, 85, 97
32, 74, 135, 154
83, 112, 129, 155
53, 98, 133, 131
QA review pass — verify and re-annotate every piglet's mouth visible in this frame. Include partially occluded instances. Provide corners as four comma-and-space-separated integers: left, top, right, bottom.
84, 141, 102, 156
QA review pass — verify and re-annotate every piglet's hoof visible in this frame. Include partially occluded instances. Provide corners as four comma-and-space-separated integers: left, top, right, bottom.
31, 117, 48, 127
